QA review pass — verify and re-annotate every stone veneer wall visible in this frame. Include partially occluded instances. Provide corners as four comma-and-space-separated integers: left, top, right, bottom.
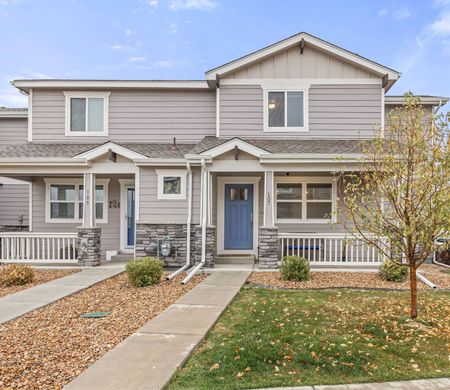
193, 225, 216, 267
135, 223, 216, 268
258, 226, 280, 269
77, 227, 102, 266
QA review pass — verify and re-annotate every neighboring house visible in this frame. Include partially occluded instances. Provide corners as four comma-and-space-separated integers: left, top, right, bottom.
0, 108, 29, 231
0, 32, 447, 272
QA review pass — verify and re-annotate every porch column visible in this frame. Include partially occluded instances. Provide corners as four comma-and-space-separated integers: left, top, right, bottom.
77, 172, 101, 266
83, 172, 96, 228
260, 170, 279, 268
263, 170, 275, 227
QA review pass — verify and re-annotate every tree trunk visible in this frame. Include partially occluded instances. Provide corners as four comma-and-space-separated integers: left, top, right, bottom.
409, 265, 418, 319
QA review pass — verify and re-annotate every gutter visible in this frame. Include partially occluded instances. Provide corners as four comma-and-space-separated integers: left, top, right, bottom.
416, 271, 437, 289
167, 162, 193, 280
182, 159, 207, 284
0, 158, 89, 166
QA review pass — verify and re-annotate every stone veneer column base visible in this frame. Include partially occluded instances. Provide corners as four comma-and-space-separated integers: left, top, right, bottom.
194, 225, 216, 267
77, 227, 102, 266
135, 223, 197, 267
258, 226, 279, 269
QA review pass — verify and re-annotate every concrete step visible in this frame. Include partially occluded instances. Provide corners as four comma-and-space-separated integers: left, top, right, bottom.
110, 254, 134, 263
215, 256, 255, 265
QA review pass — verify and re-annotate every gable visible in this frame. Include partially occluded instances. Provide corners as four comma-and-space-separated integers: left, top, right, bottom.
224, 43, 380, 80
207, 32, 400, 85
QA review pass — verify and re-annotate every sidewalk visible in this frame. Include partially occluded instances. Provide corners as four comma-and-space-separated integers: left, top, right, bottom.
255, 377, 450, 389
65, 270, 251, 390
0, 263, 125, 324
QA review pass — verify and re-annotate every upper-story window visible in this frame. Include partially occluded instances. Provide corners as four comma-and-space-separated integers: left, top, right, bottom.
64, 92, 110, 136
265, 90, 307, 132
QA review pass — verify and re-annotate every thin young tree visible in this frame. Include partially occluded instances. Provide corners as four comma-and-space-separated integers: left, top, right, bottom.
340, 93, 450, 319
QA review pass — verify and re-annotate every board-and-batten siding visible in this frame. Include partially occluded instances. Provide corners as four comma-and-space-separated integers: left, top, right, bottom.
139, 167, 201, 224
224, 44, 379, 80
0, 118, 28, 144
31, 177, 121, 258
220, 84, 382, 138
32, 89, 216, 143
0, 184, 29, 227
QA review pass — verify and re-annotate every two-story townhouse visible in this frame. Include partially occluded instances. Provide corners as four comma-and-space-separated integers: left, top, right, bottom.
0, 32, 447, 282
0, 108, 30, 231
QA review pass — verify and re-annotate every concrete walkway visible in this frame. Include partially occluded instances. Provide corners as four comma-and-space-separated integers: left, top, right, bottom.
255, 377, 450, 389
0, 263, 125, 324
65, 270, 250, 390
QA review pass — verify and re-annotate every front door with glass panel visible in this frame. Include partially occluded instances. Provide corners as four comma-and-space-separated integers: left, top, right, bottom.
126, 187, 135, 247
224, 184, 253, 250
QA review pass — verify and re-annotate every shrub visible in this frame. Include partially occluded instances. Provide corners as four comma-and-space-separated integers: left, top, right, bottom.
0, 264, 35, 287
126, 257, 164, 287
281, 256, 310, 282
379, 260, 408, 282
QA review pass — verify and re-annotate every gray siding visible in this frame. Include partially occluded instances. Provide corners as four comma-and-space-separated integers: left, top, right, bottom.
220, 84, 381, 138
0, 184, 29, 227
31, 177, 121, 258
139, 167, 201, 224
0, 118, 28, 144
224, 44, 379, 79
32, 89, 216, 143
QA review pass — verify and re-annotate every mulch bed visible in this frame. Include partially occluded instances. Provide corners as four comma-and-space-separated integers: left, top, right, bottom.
248, 264, 450, 290
0, 269, 80, 298
0, 272, 206, 390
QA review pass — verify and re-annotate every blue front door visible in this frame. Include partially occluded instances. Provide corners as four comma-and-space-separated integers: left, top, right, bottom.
224, 184, 253, 250
127, 187, 135, 246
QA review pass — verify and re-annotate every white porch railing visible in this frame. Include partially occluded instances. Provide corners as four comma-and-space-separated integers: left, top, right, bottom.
0, 233, 78, 263
279, 233, 386, 266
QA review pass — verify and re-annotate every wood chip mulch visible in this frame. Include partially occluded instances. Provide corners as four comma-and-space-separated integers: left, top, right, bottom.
0, 269, 80, 298
0, 272, 206, 390
248, 264, 450, 290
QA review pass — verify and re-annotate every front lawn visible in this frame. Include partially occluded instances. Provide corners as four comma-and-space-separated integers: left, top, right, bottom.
168, 287, 450, 389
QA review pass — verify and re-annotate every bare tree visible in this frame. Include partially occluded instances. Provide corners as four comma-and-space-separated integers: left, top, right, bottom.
340, 93, 450, 319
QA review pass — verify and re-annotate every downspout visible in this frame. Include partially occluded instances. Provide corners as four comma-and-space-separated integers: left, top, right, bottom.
182, 159, 207, 284
416, 271, 437, 289
167, 162, 192, 280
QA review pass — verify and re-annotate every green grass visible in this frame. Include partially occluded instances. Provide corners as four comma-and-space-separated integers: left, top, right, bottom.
168, 287, 450, 390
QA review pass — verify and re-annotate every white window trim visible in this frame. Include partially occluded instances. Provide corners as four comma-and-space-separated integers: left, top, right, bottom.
64, 91, 110, 137
44, 178, 110, 223
275, 176, 336, 224
155, 169, 187, 200
264, 88, 308, 133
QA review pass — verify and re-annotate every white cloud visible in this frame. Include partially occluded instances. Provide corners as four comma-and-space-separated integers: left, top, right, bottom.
394, 6, 412, 20
126, 56, 147, 62
145, 0, 159, 7
378, 8, 387, 16
169, 0, 216, 11
170, 22, 178, 34
431, 12, 450, 35
109, 44, 126, 50
124, 29, 135, 36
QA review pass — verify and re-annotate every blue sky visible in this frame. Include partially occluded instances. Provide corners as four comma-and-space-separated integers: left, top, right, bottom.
1, 0, 450, 107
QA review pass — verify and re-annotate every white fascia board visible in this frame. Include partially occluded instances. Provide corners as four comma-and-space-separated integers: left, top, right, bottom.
74, 142, 147, 160
12, 79, 210, 91
0, 111, 28, 118
0, 158, 89, 166
385, 96, 449, 105
206, 32, 401, 80
134, 158, 192, 166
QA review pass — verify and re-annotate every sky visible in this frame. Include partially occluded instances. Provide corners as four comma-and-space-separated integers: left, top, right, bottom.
1, 0, 450, 108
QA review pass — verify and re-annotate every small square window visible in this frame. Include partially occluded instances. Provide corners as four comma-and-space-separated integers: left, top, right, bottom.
156, 170, 187, 200
163, 176, 181, 195
266, 90, 306, 132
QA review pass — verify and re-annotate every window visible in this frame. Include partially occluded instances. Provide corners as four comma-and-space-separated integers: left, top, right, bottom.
275, 178, 335, 223
64, 92, 110, 136
156, 170, 187, 200
45, 179, 109, 223
266, 90, 306, 131
230, 188, 248, 201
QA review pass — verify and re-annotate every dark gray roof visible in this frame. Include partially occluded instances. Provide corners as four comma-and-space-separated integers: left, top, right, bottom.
190, 136, 365, 155
0, 142, 195, 159
0, 107, 28, 112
